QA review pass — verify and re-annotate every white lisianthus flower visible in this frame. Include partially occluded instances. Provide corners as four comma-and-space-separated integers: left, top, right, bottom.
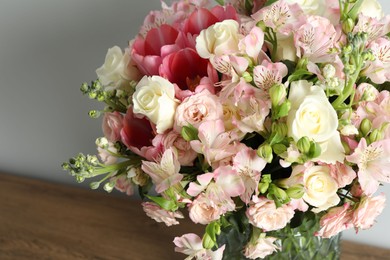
132, 76, 178, 134
287, 80, 344, 163
302, 165, 340, 212
196, 19, 241, 59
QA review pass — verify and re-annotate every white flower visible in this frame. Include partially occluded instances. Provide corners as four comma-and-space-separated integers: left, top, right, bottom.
132, 76, 178, 134
287, 80, 344, 163
196, 19, 241, 59
302, 165, 340, 213
96, 46, 139, 88
358, 0, 384, 19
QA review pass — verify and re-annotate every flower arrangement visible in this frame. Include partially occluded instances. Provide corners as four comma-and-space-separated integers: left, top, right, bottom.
62, 0, 390, 259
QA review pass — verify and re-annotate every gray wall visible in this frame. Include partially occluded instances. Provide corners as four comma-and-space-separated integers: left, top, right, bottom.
0, 0, 389, 249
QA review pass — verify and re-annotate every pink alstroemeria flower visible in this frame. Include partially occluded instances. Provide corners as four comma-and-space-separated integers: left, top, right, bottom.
233, 147, 267, 203
346, 138, 390, 195
173, 233, 225, 260
141, 148, 183, 193
190, 120, 238, 166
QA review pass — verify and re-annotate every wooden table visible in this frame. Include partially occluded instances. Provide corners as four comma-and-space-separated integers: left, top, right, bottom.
0, 173, 389, 260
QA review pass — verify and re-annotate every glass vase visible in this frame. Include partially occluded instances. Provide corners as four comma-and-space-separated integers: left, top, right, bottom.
217, 211, 341, 260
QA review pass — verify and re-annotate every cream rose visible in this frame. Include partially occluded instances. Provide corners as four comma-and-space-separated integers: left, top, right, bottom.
303, 165, 340, 212
287, 80, 344, 163
96, 46, 139, 89
132, 76, 178, 134
196, 19, 241, 59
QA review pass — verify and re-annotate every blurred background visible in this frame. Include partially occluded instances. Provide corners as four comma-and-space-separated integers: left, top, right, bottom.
0, 0, 389, 249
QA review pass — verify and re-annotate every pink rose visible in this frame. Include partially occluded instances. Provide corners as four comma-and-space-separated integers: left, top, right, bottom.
188, 193, 223, 225
246, 196, 295, 231
316, 203, 353, 238
142, 202, 184, 227
352, 194, 386, 230
158, 130, 197, 166
174, 90, 223, 131
102, 111, 123, 142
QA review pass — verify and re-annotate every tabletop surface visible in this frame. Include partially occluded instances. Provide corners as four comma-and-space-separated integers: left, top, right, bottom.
0, 173, 389, 260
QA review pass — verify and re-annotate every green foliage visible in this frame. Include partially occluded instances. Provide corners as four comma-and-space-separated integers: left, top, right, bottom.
145, 195, 178, 211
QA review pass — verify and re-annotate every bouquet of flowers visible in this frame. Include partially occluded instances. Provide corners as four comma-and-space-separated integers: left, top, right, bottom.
63, 0, 390, 259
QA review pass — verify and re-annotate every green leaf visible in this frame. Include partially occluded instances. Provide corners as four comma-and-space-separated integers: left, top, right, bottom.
215, 0, 224, 5
347, 0, 364, 21
202, 221, 221, 249
145, 195, 177, 211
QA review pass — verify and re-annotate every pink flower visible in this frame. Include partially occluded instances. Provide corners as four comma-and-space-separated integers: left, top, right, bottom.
362, 37, 390, 84
244, 235, 280, 259
253, 60, 288, 94
252, 1, 305, 36
114, 175, 134, 196
141, 148, 183, 193
142, 202, 184, 226
352, 194, 386, 230
190, 120, 238, 167
246, 196, 295, 232
346, 138, 390, 195
174, 90, 223, 131
174, 233, 225, 260
188, 193, 225, 225
157, 130, 197, 166
159, 48, 213, 92
294, 16, 338, 63
132, 24, 179, 76
102, 111, 124, 142
232, 147, 267, 203
239, 26, 264, 60
328, 162, 356, 188
316, 203, 354, 238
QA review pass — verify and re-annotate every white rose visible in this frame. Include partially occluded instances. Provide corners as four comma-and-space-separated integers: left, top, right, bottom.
287, 80, 344, 163
132, 76, 178, 134
302, 165, 340, 212
96, 46, 128, 87
359, 0, 384, 19
196, 19, 241, 59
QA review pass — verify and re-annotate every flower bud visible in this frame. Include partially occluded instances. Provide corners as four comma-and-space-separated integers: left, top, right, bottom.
103, 181, 115, 192
369, 129, 383, 143
257, 144, 273, 163
181, 124, 199, 141
242, 71, 253, 83
308, 142, 321, 159
342, 17, 355, 34
273, 143, 287, 155
297, 137, 311, 154
359, 118, 372, 137
269, 84, 287, 107
323, 64, 336, 79
286, 184, 304, 199
272, 122, 288, 138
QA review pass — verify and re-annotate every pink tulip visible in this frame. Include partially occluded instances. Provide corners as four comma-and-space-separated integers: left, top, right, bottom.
132, 24, 179, 76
